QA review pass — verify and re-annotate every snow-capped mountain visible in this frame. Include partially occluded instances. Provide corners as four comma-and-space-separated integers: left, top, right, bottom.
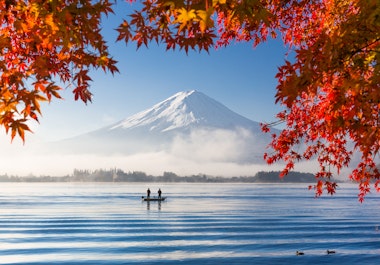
54, 90, 273, 163
102, 90, 262, 134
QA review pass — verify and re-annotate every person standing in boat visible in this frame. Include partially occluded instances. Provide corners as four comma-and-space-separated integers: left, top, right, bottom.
147, 188, 151, 198
158, 188, 162, 199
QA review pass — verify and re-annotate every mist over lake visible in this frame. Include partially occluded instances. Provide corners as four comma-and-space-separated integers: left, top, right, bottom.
0, 183, 379, 264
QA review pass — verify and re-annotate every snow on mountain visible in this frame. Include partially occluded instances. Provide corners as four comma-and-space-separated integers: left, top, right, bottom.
53, 90, 273, 164
105, 90, 262, 133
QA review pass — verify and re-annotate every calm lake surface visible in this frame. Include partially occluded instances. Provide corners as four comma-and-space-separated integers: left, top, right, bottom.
0, 183, 379, 264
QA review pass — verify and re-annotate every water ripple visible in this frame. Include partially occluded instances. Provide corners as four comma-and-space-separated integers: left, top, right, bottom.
0, 183, 379, 264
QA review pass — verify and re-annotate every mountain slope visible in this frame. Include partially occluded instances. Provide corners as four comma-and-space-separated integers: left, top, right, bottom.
53, 90, 272, 163
98, 90, 262, 134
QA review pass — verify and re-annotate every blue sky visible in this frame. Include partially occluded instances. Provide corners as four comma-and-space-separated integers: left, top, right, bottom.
28, 1, 288, 142
0, 2, 296, 176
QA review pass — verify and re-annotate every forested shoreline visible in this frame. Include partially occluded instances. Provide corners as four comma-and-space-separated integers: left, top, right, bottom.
0, 169, 332, 183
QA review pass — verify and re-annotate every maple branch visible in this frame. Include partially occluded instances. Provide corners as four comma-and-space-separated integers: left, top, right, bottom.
265, 119, 286, 128
349, 37, 380, 59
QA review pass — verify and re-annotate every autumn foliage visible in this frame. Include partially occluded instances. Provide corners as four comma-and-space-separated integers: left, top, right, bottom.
0, 0, 379, 200
117, 0, 379, 200
0, 0, 118, 141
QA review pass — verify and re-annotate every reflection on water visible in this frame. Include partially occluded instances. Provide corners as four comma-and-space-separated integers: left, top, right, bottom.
145, 200, 163, 211
0, 183, 379, 265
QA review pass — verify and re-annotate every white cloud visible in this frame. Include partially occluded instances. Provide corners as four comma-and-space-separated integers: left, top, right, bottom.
0, 128, 324, 178
170, 128, 264, 163
0, 139, 279, 177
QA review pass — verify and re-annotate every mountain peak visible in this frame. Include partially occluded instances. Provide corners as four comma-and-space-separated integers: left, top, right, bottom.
57, 90, 270, 165
171, 90, 197, 98
108, 90, 260, 133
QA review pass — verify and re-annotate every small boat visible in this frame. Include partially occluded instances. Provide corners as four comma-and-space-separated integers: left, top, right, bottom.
141, 196, 166, 202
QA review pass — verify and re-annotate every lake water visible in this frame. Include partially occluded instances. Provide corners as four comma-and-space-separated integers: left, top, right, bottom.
0, 183, 379, 264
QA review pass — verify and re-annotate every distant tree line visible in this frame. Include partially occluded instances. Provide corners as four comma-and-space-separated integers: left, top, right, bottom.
0, 169, 332, 183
